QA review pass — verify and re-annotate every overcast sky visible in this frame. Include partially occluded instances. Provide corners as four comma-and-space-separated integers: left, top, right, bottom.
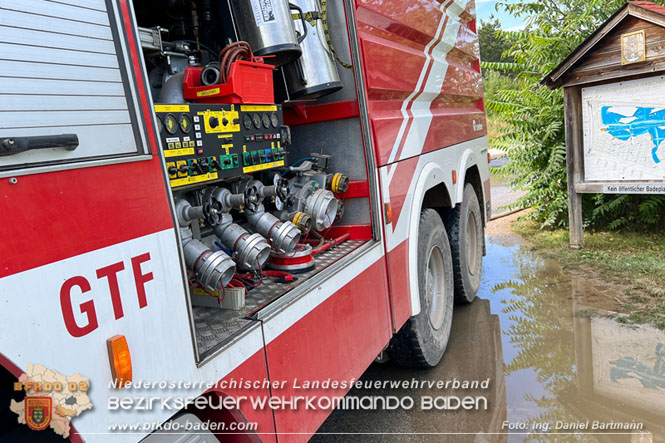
476, 0, 526, 31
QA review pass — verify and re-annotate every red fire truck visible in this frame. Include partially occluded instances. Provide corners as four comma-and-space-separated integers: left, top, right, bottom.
0, 0, 489, 441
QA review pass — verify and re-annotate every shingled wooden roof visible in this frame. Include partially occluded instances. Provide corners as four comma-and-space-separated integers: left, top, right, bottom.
542, 1, 665, 89
631, 1, 665, 15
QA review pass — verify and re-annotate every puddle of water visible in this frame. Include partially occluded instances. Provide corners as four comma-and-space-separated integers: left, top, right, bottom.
315, 237, 665, 442
484, 239, 664, 442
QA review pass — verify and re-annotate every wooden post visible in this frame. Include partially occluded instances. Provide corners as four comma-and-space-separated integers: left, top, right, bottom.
564, 87, 584, 249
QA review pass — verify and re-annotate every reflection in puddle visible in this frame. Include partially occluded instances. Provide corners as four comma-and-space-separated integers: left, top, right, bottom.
485, 238, 663, 442
316, 237, 663, 441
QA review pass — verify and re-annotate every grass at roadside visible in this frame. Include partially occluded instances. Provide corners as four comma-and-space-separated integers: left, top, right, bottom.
514, 220, 665, 330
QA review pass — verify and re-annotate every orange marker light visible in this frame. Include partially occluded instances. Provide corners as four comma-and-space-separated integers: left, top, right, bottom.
384, 203, 393, 224
488, 152, 492, 163
107, 335, 132, 388
452, 170, 457, 184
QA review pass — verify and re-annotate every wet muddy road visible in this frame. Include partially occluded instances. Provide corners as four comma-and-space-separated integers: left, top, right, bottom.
489, 156, 526, 216
314, 228, 665, 442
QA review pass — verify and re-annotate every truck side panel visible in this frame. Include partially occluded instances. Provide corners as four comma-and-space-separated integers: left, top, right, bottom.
354, 0, 488, 325
263, 252, 391, 441
381, 138, 490, 320
216, 351, 277, 443
354, 0, 486, 167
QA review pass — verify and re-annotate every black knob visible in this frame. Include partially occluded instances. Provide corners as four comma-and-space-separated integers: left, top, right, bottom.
210, 159, 221, 170
192, 162, 204, 173
223, 158, 231, 166
178, 164, 191, 174
222, 118, 229, 126
209, 116, 219, 128
277, 178, 289, 201
167, 166, 178, 175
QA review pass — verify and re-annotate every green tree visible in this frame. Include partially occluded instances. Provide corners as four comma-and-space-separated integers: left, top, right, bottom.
485, 0, 665, 229
479, 16, 518, 122
479, 15, 511, 64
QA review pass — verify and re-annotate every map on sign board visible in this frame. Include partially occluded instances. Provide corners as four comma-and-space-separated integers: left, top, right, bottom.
582, 76, 665, 181
601, 106, 665, 164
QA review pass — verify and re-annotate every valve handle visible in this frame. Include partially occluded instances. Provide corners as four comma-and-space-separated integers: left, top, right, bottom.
244, 185, 261, 212
203, 199, 223, 225
276, 178, 290, 201
192, 161, 204, 174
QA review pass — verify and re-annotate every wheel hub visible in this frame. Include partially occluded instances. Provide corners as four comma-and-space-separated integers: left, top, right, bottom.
426, 245, 446, 330
466, 211, 479, 276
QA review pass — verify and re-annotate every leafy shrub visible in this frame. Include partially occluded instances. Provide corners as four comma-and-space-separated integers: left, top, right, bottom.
485, 0, 665, 229
483, 70, 519, 117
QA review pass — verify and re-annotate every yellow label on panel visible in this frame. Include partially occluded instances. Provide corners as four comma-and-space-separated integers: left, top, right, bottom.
155, 105, 190, 113
240, 105, 278, 112
176, 160, 188, 177
217, 134, 233, 139
271, 142, 275, 149
166, 162, 177, 178
243, 160, 285, 173
203, 110, 240, 133
192, 288, 221, 297
170, 172, 219, 188
164, 148, 195, 158
197, 88, 221, 97
222, 144, 233, 155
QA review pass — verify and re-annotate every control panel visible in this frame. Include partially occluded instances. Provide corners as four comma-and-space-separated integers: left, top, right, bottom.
154, 103, 287, 188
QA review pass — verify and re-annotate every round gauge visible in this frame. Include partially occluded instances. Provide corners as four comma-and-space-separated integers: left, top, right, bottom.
262, 113, 271, 129
270, 112, 279, 128
164, 113, 178, 135
252, 113, 261, 129
156, 115, 164, 133
178, 114, 192, 133
243, 114, 252, 130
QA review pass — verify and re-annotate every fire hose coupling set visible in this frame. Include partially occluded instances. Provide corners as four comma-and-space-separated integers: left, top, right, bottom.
176, 199, 236, 292
173, 164, 347, 291
277, 153, 349, 231
232, 180, 301, 256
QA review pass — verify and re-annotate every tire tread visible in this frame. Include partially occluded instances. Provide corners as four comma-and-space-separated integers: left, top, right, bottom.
444, 203, 469, 303
444, 183, 482, 304
387, 209, 451, 368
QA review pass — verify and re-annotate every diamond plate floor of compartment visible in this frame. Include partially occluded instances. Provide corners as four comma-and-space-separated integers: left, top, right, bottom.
193, 240, 366, 357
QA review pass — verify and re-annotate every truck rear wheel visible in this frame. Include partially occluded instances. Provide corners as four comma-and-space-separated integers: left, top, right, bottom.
388, 209, 454, 368
445, 183, 483, 304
